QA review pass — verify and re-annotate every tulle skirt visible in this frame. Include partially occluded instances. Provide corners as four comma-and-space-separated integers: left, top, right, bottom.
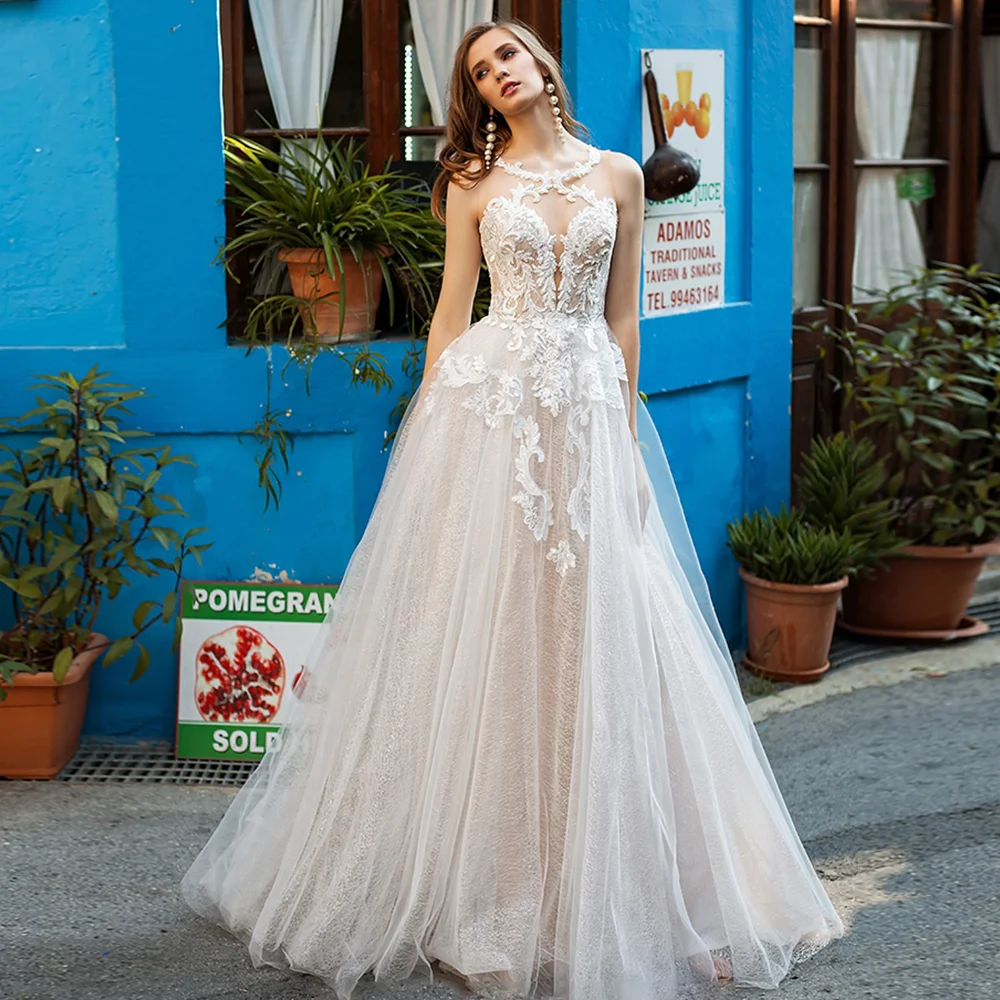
181, 313, 843, 999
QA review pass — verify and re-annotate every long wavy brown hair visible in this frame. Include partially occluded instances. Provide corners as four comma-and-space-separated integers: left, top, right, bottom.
430, 20, 588, 221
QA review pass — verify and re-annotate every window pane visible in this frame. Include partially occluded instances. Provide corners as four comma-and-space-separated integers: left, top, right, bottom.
400, 9, 440, 162
242, 0, 364, 132
794, 27, 824, 164
855, 29, 931, 160
977, 37, 1000, 272
856, 0, 937, 19
853, 168, 930, 297
903, 32, 932, 158
323, 0, 365, 128
793, 175, 823, 310
242, 2, 274, 131
795, 0, 823, 15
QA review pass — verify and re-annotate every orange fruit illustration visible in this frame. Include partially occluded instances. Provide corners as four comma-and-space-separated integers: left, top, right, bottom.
684, 101, 697, 126
694, 108, 711, 138
660, 93, 671, 117
699, 93, 712, 112
666, 108, 675, 138
671, 101, 685, 125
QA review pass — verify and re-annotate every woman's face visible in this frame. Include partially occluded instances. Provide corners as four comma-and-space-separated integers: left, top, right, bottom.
466, 28, 545, 115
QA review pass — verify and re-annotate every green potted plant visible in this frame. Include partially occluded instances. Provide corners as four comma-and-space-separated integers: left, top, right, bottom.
0, 369, 210, 778
222, 133, 445, 343
795, 432, 908, 573
727, 506, 864, 683
819, 264, 1000, 637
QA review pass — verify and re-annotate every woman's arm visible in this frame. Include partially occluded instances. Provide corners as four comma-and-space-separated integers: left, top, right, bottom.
419, 178, 484, 390
603, 152, 645, 440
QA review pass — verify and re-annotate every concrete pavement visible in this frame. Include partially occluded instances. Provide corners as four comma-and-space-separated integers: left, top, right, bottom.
1, 642, 997, 1000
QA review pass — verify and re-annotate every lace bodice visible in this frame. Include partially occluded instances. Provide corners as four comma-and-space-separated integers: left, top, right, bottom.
480, 145, 617, 324
426, 145, 628, 580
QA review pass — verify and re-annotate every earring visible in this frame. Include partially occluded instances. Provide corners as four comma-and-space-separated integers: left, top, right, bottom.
484, 106, 497, 169
546, 79, 568, 144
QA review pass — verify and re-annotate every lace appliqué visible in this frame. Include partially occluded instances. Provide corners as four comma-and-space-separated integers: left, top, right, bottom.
512, 414, 553, 542
438, 353, 523, 429
428, 146, 628, 575
546, 539, 577, 578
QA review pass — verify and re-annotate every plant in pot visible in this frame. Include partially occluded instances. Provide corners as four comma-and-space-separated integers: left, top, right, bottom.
727, 505, 865, 683
221, 131, 450, 511
818, 264, 1000, 638
0, 369, 211, 778
221, 132, 445, 346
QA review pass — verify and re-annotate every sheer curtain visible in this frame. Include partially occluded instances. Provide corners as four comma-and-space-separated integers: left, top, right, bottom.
792, 42, 823, 309
248, 0, 344, 131
978, 37, 1000, 273
408, 0, 494, 127
853, 29, 925, 296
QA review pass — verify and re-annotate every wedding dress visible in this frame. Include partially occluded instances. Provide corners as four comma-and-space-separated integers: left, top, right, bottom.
181, 145, 843, 999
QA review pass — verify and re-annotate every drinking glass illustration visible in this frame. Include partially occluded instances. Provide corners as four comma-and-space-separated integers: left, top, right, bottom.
676, 64, 693, 107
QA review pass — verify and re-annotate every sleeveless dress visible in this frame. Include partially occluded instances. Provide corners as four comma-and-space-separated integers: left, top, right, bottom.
181, 145, 843, 1000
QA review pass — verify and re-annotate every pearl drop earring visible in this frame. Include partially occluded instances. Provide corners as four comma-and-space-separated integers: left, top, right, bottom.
484, 107, 497, 169
546, 79, 568, 144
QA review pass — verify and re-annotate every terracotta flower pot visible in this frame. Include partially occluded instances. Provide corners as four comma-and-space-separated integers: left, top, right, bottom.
739, 567, 848, 684
0, 634, 107, 779
841, 540, 1000, 634
278, 247, 384, 341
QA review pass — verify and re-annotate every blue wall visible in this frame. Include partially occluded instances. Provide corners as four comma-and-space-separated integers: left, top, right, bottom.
0, 0, 793, 740
563, 0, 794, 635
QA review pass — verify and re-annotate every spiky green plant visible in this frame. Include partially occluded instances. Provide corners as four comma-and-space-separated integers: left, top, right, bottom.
222, 133, 446, 346
726, 505, 865, 585
795, 433, 907, 574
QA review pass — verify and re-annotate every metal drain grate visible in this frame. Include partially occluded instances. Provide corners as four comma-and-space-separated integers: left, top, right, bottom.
827, 596, 1000, 671
58, 742, 257, 786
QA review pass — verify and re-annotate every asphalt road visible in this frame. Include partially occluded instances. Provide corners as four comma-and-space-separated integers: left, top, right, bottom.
1, 664, 997, 1000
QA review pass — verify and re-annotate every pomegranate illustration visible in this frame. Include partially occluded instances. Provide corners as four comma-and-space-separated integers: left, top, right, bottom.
194, 625, 285, 723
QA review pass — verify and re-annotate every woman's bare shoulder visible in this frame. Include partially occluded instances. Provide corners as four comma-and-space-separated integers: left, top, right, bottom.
604, 150, 644, 189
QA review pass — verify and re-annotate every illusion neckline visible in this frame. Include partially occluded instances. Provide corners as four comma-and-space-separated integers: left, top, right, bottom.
494, 145, 600, 183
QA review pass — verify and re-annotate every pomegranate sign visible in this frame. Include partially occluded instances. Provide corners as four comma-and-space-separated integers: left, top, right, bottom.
176, 580, 339, 760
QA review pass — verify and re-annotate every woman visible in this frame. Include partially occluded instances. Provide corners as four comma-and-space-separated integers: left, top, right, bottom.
182, 20, 843, 1000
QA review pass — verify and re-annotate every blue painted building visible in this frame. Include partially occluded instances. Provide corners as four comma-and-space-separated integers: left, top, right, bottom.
0, 0, 793, 741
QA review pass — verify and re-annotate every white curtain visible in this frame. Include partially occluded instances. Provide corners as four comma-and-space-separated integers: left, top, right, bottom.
408, 0, 494, 126
248, 0, 344, 130
792, 45, 823, 309
977, 37, 1000, 273
853, 30, 925, 297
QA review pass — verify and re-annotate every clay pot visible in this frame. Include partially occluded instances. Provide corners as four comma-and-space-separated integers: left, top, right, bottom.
841, 540, 1000, 634
0, 634, 107, 779
278, 247, 384, 341
739, 567, 847, 683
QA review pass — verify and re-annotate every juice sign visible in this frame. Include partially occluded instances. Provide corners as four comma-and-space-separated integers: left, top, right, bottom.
176, 580, 339, 761
641, 49, 725, 219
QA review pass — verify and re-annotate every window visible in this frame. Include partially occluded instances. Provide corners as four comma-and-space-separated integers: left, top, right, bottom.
219, 1, 560, 332
791, 0, 966, 316
790, 0, 971, 492
220, 0, 560, 168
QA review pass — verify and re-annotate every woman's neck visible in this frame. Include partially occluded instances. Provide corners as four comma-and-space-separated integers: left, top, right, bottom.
502, 99, 587, 169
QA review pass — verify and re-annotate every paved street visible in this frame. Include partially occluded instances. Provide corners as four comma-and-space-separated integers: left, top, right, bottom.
2, 658, 997, 1000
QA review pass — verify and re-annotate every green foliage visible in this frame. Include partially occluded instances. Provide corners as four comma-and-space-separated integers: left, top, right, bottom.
222, 133, 446, 347
0, 369, 211, 697
815, 263, 1000, 545
726, 505, 865, 586
794, 432, 907, 574
221, 132, 453, 508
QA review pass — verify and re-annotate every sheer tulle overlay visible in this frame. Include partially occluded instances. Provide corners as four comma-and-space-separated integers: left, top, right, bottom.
181, 147, 843, 999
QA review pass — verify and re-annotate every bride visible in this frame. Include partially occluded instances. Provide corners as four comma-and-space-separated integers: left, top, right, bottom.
182, 19, 843, 1000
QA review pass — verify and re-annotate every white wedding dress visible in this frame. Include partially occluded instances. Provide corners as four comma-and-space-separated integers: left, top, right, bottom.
181, 145, 843, 999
